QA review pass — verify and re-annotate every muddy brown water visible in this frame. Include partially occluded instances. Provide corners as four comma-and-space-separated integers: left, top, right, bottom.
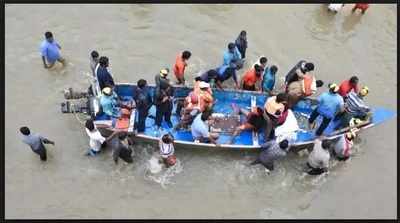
5, 4, 397, 219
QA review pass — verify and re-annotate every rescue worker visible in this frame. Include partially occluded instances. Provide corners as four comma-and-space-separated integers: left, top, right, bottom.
174, 91, 201, 131
285, 60, 315, 88
20, 126, 55, 161
173, 50, 192, 85
215, 64, 240, 90
159, 133, 177, 167
194, 69, 219, 85
134, 79, 153, 133
84, 119, 120, 157
235, 30, 248, 59
96, 56, 115, 91
352, 3, 369, 14
338, 76, 359, 98
222, 42, 243, 70
229, 104, 266, 144
306, 138, 330, 175
253, 56, 268, 73
262, 65, 278, 95
263, 93, 289, 140
332, 131, 356, 161
111, 132, 134, 164
241, 64, 263, 91
154, 68, 174, 128
308, 83, 344, 136
250, 139, 290, 172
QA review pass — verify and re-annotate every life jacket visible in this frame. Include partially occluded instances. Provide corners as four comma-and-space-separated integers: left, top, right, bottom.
198, 90, 213, 112
302, 74, 315, 96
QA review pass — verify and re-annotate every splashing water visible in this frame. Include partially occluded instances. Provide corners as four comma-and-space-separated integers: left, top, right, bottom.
144, 156, 184, 189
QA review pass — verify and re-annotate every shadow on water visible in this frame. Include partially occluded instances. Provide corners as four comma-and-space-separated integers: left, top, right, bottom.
341, 12, 363, 33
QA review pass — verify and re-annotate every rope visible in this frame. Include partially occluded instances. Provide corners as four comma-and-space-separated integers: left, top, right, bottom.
69, 101, 87, 125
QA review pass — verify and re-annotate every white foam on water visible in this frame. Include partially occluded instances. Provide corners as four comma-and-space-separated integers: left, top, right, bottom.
144, 156, 183, 189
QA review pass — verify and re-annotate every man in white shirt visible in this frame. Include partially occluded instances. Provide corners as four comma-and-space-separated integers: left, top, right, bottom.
85, 119, 120, 156
306, 138, 330, 175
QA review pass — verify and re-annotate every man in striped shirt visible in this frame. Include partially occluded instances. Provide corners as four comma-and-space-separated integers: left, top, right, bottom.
335, 86, 371, 129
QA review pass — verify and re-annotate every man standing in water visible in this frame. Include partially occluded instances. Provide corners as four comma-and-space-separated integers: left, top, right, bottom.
20, 126, 55, 161
40, 31, 65, 69
173, 50, 191, 85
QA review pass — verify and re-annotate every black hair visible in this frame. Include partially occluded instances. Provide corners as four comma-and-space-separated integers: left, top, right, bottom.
162, 133, 174, 144
279, 139, 289, 149
85, 119, 95, 131
228, 42, 236, 50
240, 30, 247, 36
260, 57, 268, 65
91, 50, 99, 59
305, 62, 314, 72
316, 80, 324, 88
45, 31, 53, 39
20, 126, 30, 135
276, 93, 288, 103
350, 76, 359, 84
137, 79, 147, 89
99, 56, 109, 67
118, 132, 128, 140
270, 65, 278, 74
201, 109, 213, 121
321, 140, 330, 149
182, 51, 192, 59
194, 76, 202, 82
254, 64, 263, 75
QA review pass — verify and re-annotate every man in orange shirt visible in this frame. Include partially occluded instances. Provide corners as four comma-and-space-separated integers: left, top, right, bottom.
338, 76, 359, 98
173, 50, 192, 85
352, 4, 369, 14
241, 64, 263, 91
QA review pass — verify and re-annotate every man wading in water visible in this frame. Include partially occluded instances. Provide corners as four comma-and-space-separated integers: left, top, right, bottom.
20, 126, 55, 161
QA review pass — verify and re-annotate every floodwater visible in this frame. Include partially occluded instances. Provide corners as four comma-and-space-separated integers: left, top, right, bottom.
5, 4, 397, 219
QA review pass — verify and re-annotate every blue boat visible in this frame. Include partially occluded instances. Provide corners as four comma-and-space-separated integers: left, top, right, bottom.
84, 83, 395, 150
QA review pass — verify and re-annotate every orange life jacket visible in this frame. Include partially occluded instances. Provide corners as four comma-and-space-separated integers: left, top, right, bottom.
303, 74, 314, 96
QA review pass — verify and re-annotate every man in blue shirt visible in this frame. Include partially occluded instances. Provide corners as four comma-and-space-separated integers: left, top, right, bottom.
100, 87, 121, 118
262, 65, 278, 95
96, 56, 115, 91
222, 43, 243, 70
40, 31, 65, 69
215, 64, 239, 90
191, 110, 219, 145
309, 83, 344, 136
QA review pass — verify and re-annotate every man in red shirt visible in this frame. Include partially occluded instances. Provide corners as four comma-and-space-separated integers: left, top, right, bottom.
338, 76, 359, 97
352, 4, 369, 14
241, 64, 263, 91
173, 50, 191, 85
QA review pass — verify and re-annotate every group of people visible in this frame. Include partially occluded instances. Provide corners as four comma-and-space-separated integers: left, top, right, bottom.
20, 29, 372, 175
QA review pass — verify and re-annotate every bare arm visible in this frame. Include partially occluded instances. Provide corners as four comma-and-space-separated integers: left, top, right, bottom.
42, 56, 48, 68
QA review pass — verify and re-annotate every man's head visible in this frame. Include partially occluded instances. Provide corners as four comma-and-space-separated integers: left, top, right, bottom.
259, 57, 268, 67
91, 50, 99, 60
85, 119, 95, 131
201, 109, 213, 121
276, 93, 288, 104
270, 65, 278, 75
304, 62, 314, 72
102, 87, 112, 96
162, 133, 174, 144
228, 42, 236, 53
321, 140, 331, 150
160, 68, 169, 78
182, 51, 192, 60
279, 139, 289, 150
240, 30, 247, 38
254, 64, 263, 77
19, 126, 30, 135
359, 86, 369, 97
137, 79, 147, 89
99, 56, 109, 67
45, 31, 54, 42
328, 83, 339, 94
316, 80, 324, 88
350, 76, 359, 86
